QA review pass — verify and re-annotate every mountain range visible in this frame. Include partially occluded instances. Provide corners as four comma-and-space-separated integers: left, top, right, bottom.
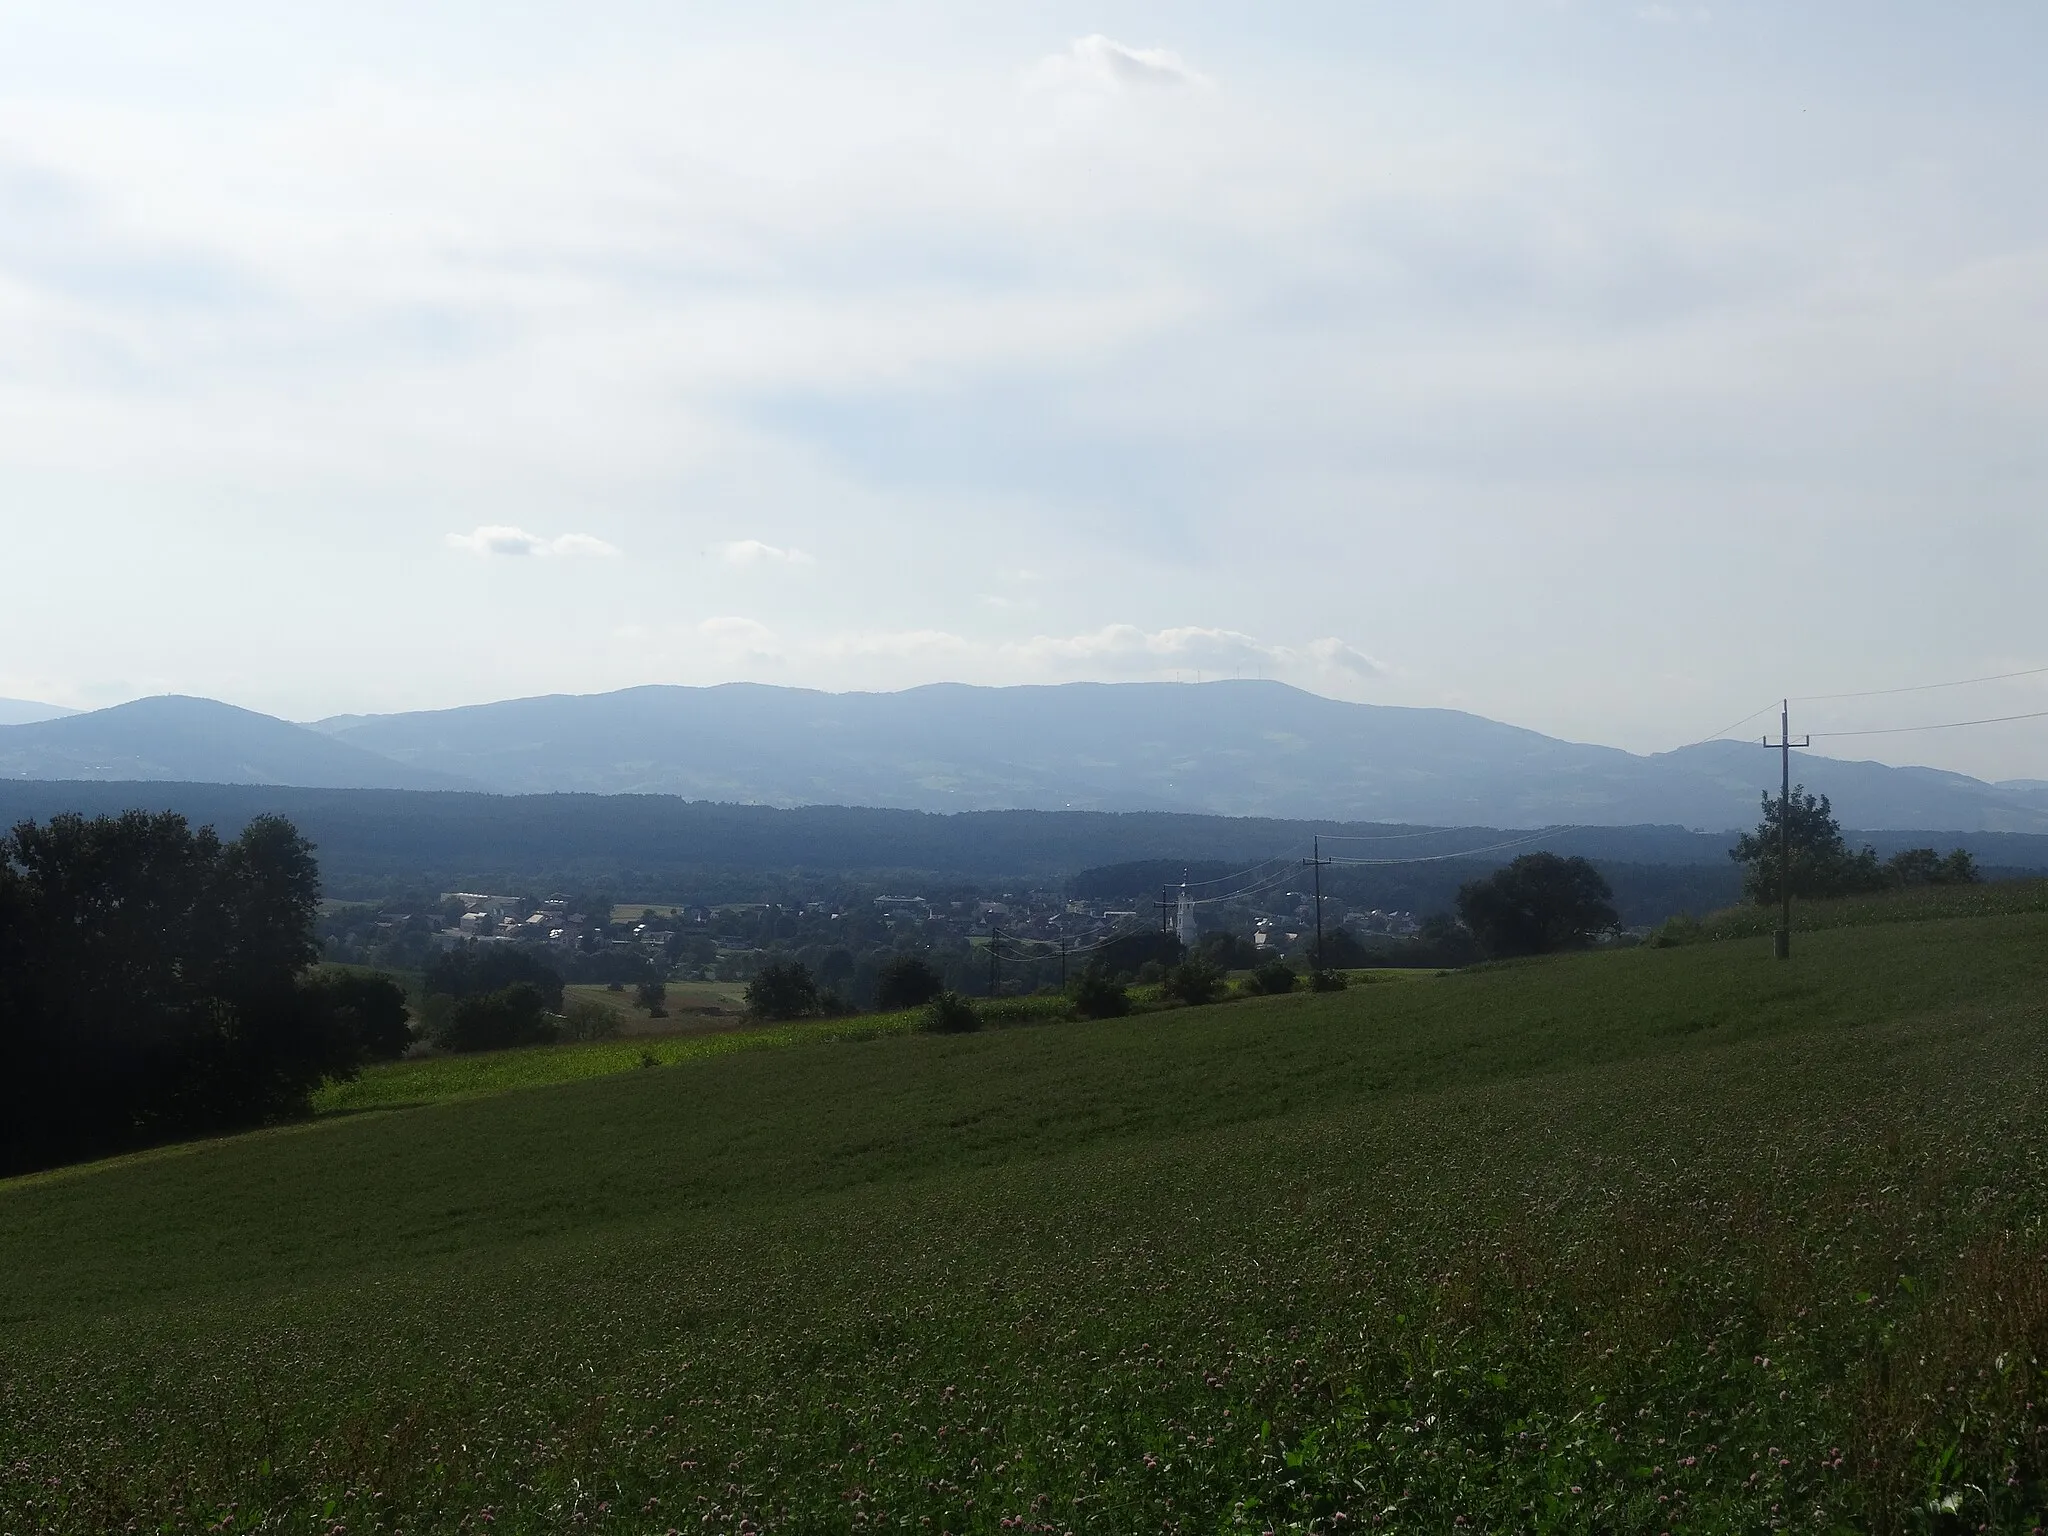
3, 681, 2045, 832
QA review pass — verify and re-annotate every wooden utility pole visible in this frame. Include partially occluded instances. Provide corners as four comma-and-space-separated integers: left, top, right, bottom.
1763, 700, 1810, 960
988, 924, 1000, 998
1301, 836, 1331, 974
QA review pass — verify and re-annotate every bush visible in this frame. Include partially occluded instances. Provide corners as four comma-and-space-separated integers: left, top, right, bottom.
1247, 960, 1298, 995
1647, 913, 1705, 948
1159, 954, 1226, 1006
1134, 960, 1165, 986
874, 954, 944, 1010
432, 982, 560, 1053
1070, 966, 1131, 1020
745, 961, 820, 1021
424, 945, 565, 1013
1309, 969, 1348, 993
562, 999, 620, 1042
0, 810, 361, 1175
920, 991, 980, 1034
1457, 853, 1620, 958
634, 979, 667, 1014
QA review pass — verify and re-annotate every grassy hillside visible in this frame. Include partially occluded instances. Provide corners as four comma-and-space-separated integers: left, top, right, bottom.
4, 916, 2046, 1532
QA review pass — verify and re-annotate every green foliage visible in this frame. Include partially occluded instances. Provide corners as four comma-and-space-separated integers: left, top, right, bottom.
919, 990, 981, 1034
1693, 876, 2048, 942
7, 914, 2048, 1530
1246, 958, 1299, 995
1069, 963, 1131, 1019
1886, 846, 1980, 887
1159, 952, 1227, 1006
561, 998, 621, 1043
300, 970, 413, 1061
633, 978, 667, 1016
423, 943, 565, 1012
1730, 785, 1890, 903
0, 809, 354, 1174
432, 981, 559, 1053
874, 953, 944, 1010
743, 960, 820, 1020
1308, 967, 1348, 992
1456, 852, 1620, 957
1646, 911, 1706, 948
1194, 930, 1261, 970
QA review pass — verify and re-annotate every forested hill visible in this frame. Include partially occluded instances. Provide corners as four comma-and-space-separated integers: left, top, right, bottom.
4, 781, 2045, 903
9, 681, 2048, 830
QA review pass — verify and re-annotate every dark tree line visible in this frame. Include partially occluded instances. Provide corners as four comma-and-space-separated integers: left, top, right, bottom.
0, 811, 408, 1175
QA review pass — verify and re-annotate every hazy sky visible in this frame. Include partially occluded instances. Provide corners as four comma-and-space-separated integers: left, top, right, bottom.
3, 3, 2044, 776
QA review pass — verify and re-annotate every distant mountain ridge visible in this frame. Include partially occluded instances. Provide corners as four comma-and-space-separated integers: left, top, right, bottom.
0, 697, 77, 726
0, 696, 474, 791
4, 681, 2045, 831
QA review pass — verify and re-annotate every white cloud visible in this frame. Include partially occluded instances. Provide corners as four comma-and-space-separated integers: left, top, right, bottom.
446, 526, 618, 557
697, 615, 779, 661
820, 629, 971, 659
1025, 35, 1209, 94
715, 539, 814, 567
1306, 637, 1387, 679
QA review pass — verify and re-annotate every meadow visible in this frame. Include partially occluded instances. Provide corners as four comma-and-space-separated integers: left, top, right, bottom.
3, 905, 2046, 1533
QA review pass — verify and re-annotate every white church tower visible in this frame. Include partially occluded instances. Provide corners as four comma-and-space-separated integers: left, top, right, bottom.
1176, 879, 1198, 951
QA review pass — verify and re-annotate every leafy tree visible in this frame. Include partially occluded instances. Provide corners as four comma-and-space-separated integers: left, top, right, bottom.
1069, 963, 1131, 1019
0, 810, 362, 1174
302, 971, 413, 1062
1160, 953, 1226, 1006
745, 960, 820, 1020
562, 998, 621, 1042
1885, 847, 1979, 887
818, 947, 856, 990
634, 979, 668, 1016
423, 945, 565, 1012
1246, 959, 1298, 995
1456, 853, 1620, 958
434, 982, 559, 1053
1729, 787, 1886, 903
1195, 931, 1260, 971
873, 954, 944, 1010
920, 991, 980, 1034
1315, 929, 1371, 970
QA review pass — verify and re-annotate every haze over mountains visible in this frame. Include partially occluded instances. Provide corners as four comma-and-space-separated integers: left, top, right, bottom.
4, 681, 2046, 832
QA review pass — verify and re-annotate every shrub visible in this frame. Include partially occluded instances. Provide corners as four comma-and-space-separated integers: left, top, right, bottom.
1070, 966, 1131, 1020
921, 991, 980, 1034
1247, 960, 1298, 995
562, 999, 620, 1042
1134, 960, 1165, 986
874, 954, 944, 1010
1159, 954, 1227, 1006
634, 979, 667, 1014
1309, 969, 1349, 993
1647, 913, 1705, 948
424, 945, 565, 1012
433, 982, 560, 1053
745, 961, 820, 1021
1457, 853, 1620, 958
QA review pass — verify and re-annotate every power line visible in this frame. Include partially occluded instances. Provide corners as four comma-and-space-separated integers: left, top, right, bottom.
1795, 663, 2048, 703
1324, 826, 1573, 867
1808, 708, 2048, 739
1676, 700, 1783, 750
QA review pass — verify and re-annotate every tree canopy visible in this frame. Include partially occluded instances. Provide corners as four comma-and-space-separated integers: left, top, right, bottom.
1455, 853, 1620, 958
0, 810, 395, 1174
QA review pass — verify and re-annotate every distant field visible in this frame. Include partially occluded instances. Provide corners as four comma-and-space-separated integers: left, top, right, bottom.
5, 917, 2046, 1531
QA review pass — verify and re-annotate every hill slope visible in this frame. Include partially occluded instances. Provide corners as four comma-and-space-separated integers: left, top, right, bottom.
3, 914, 2044, 1530
314, 678, 2048, 828
0, 696, 477, 790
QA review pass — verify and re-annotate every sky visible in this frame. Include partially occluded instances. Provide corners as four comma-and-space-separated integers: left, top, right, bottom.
1, 2, 2045, 778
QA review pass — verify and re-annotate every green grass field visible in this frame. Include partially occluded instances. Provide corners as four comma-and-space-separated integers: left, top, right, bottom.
4, 905, 2046, 1533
